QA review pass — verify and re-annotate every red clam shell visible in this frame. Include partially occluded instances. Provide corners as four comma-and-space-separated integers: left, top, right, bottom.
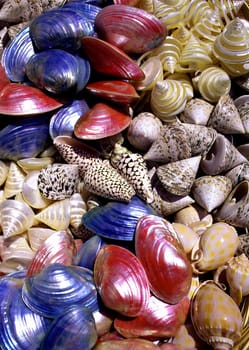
94, 338, 160, 349
81, 36, 145, 81
114, 295, 190, 339
0, 64, 10, 91
94, 244, 150, 317
74, 102, 131, 140
135, 215, 192, 304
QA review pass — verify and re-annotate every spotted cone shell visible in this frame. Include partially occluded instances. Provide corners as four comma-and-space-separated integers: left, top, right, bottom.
180, 98, 214, 125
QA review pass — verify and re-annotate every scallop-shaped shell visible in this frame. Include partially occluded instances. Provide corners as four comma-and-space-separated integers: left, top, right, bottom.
3, 161, 26, 198
191, 222, 239, 273
1, 25, 35, 82
208, 94, 245, 134
22, 263, 98, 318
82, 196, 156, 241
191, 281, 242, 349
40, 304, 98, 350
0, 160, 9, 186
25, 49, 91, 94
191, 175, 233, 212
29, 7, 94, 52
180, 98, 214, 125
156, 156, 201, 196
135, 57, 164, 91
135, 214, 192, 304
234, 94, 249, 133
70, 192, 87, 230
94, 4, 166, 54
150, 79, 187, 122
213, 17, 249, 77
74, 103, 131, 140
35, 198, 71, 230
0, 199, 35, 238
94, 244, 150, 316
193, 66, 231, 103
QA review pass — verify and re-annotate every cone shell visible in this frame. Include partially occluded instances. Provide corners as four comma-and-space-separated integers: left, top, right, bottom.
69, 193, 87, 230
191, 175, 233, 212
4, 161, 26, 198
156, 156, 201, 196
180, 98, 214, 125
225, 162, 249, 187
191, 281, 242, 349
234, 94, 249, 133
0, 160, 9, 186
0, 199, 35, 238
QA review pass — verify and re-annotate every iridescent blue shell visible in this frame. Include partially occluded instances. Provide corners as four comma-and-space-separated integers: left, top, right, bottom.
73, 235, 105, 270
29, 8, 94, 53
62, 1, 102, 25
22, 263, 98, 318
82, 196, 157, 241
25, 49, 91, 94
49, 98, 89, 139
40, 305, 97, 350
1, 26, 35, 83
0, 117, 50, 161
0, 277, 51, 350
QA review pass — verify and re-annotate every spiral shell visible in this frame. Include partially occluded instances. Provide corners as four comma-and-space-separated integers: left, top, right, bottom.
4, 161, 26, 199
69, 193, 87, 230
153, 0, 189, 30
136, 57, 164, 91
0, 160, 9, 187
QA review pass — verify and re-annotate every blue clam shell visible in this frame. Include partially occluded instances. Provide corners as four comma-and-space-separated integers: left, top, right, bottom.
40, 305, 97, 350
49, 98, 89, 139
0, 277, 51, 350
82, 196, 157, 241
25, 49, 91, 94
22, 263, 98, 319
1, 26, 35, 83
73, 235, 105, 270
29, 8, 94, 53
0, 118, 50, 161
63, 1, 102, 25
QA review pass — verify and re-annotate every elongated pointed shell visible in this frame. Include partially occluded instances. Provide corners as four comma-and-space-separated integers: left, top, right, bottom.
94, 244, 150, 317
156, 156, 201, 196
191, 175, 233, 212
70, 193, 87, 230
4, 161, 26, 198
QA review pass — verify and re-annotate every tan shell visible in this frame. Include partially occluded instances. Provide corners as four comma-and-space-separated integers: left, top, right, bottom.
135, 56, 164, 91
0, 160, 9, 187
69, 193, 87, 230
166, 72, 194, 100
27, 227, 57, 251
17, 157, 54, 174
180, 97, 214, 125
4, 161, 26, 199
172, 222, 199, 254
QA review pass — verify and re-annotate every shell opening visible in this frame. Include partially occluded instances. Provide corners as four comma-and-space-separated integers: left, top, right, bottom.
203, 135, 225, 164
231, 181, 249, 204
209, 335, 234, 350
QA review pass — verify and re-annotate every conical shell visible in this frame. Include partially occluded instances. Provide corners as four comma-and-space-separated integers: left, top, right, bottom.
69, 193, 87, 230
225, 162, 249, 187
144, 122, 191, 163
35, 198, 71, 230
83, 160, 135, 202
0, 199, 35, 238
3, 161, 26, 198
156, 156, 201, 196
191, 175, 233, 212
208, 94, 245, 134
201, 133, 248, 175
0, 160, 9, 186
166, 72, 194, 100
234, 95, 249, 133
180, 98, 214, 125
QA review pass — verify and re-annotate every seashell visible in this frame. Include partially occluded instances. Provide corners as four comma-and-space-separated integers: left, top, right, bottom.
62, 1, 101, 25
166, 72, 194, 100
26, 230, 76, 277
156, 155, 201, 196
192, 66, 231, 103
173, 204, 201, 226
208, 94, 245, 134
35, 198, 71, 230
171, 222, 200, 254
0, 26, 8, 58
209, 0, 244, 24
17, 157, 54, 173
200, 133, 248, 175
180, 97, 214, 125
0, 83, 63, 115
191, 222, 239, 273
93, 338, 159, 350
191, 281, 243, 350
0, 199, 35, 238
0, 277, 51, 350
0, 160, 9, 187
73, 235, 105, 270
94, 4, 166, 54
172, 324, 200, 350
135, 56, 164, 91
49, 98, 89, 140
135, 214, 192, 304
25, 49, 91, 94
114, 294, 190, 339
40, 304, 98, 350
82, 196, 156, 241
111, 143, 154, 203
81, 36, 145, 81
215, 180, 249, 228
70, 192, 87, 230
22, 170, 52, 209
214, 253, 249, 306
225, 162, 249, 187
171, 25, 191, 46
0, 62, 10, 90
127, 112, 163, 152
94, 244, 150, 316
82, 160, 136, 202
27, 227, 57, 251
22, 263, 98, 318
213, 17, 249, 77
237, 143, 249, 160
86, 80, 139, 105
191, 175, 233, 212
37, 163, 80, 200
234, 94, 249, 133
150, 79, 188, 122
53, 135, 102, 177
144, 122, 191, 163
74, 102, 131, 140
152, 0, 188, 30
1, 25, 35, 83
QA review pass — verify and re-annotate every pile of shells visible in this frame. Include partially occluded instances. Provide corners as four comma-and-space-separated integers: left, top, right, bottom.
1, 0, 249, 349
